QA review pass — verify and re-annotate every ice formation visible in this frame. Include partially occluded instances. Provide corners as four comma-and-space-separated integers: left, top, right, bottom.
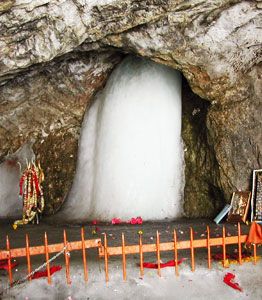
62, 56, 184, 221
0, 161, 21, 218
0, 145, 35, 219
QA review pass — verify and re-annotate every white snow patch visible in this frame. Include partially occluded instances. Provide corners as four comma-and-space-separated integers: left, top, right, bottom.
2, 257, 262, 299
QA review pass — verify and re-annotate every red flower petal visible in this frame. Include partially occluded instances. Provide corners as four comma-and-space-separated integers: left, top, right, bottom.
223, 272, 242, 292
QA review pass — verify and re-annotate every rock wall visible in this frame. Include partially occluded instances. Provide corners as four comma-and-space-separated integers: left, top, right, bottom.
181, 78, 223, 217
0, 0, 261, 217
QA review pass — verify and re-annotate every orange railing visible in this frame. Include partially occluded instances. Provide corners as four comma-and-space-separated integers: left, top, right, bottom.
98, 223, 258, 281
0, 223, 258, 287
0, 228, 101, 286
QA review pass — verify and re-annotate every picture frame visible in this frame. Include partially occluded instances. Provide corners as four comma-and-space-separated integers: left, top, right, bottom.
227, 191, 251, 223
251, 169, 262, 223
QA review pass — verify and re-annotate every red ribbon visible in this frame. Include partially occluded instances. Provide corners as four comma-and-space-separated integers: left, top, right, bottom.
142, 258, 186, 269
32, 265, 62, 279
223, 272, 242, 292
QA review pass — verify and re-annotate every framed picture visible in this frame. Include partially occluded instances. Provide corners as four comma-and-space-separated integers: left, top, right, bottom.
227, 191, 251, 223
251, 169, 262, 223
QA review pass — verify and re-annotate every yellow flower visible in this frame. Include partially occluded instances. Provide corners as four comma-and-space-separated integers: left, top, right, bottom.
12, 224, 18, 230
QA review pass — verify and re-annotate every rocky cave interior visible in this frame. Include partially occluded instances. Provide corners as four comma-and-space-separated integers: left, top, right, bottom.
0, 52, 219, 222
0, 0, 261, 223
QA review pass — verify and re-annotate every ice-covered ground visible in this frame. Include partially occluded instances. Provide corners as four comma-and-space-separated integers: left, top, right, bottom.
1, 256, 261, 300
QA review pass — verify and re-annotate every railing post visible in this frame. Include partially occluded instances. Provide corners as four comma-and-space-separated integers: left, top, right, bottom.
222, 226, 227, 267
63, 230, 71, 285
207, 226, 211, 269
6, 235, 13, 286
156, 231, 161, 277
237, 223, 242, 265
25, 234, 32, 281
122, 233, 127, 281
253, 243, 257, 265
44, 232, 51, 284
139, 232, 144, 277
81, 227, 88, 282
104, 233, 109, 283
190, 227, 195, 272
173, 229, 179, 276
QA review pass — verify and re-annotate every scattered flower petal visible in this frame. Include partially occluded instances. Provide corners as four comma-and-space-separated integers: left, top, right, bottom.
111, 218, 122, 225
223, 272, 242, 292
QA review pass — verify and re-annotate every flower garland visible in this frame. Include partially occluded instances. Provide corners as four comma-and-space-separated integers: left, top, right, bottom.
14, 161, 45, 227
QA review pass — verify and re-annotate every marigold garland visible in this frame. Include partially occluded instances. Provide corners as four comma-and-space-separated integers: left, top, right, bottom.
14, 161, 45, 226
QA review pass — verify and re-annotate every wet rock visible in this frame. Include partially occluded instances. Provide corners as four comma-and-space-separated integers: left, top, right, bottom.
182, 78, 223, 217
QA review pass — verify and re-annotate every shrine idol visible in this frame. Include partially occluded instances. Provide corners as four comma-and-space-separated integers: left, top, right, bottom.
13, 160, 45, 228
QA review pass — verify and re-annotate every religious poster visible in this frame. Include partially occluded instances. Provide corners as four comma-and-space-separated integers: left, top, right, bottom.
251, 169, 262, 223
227, 191, 251, 223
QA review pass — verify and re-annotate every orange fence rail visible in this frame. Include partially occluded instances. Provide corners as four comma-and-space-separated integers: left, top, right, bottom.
0, 229, 101, 286
0, 223, 259, 287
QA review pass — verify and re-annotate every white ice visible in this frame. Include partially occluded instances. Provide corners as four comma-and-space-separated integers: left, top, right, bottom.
0, 161, 21, 218
0, 144, 35, 219
62, 56, 184, 222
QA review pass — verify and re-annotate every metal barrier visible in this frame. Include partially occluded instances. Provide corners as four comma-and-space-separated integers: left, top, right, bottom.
0, 223, 258, 287
0, 228, 101, 286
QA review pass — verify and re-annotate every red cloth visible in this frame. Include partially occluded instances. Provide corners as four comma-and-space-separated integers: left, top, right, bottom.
246, 222, 262, 245
32, 265, 62, 279
223, 272, 242, 292
143, 258, 185, 269
0, 259, 18, 270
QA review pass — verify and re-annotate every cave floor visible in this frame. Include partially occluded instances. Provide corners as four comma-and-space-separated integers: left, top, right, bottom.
0, 218, 262, 299
0, 218, 252, 249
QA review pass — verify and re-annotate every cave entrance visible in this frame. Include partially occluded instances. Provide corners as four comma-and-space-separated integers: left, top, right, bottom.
61, 56, 184, 222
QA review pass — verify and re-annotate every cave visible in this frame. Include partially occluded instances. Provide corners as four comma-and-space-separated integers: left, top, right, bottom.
0, 0, 261, 223
1, 1, 262, 299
